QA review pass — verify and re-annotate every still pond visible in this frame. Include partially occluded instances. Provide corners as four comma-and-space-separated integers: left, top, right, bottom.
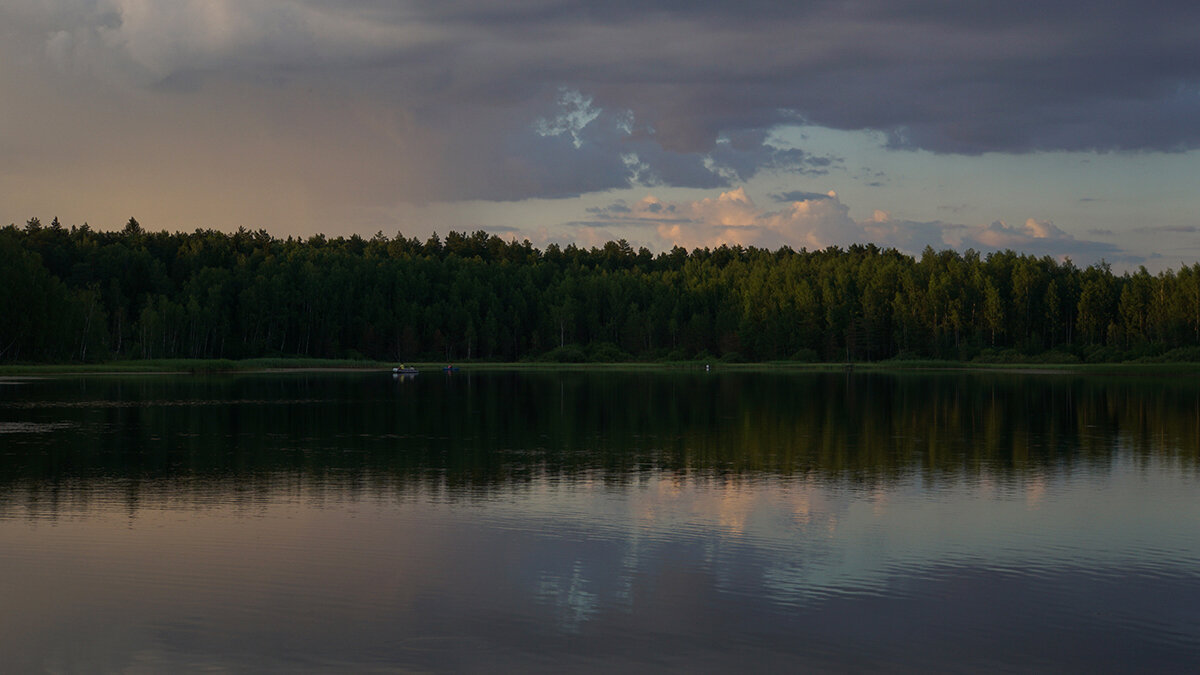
1, 370, 1198, 672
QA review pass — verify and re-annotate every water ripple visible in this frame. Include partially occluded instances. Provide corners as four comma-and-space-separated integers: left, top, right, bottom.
0, 421, 76, 434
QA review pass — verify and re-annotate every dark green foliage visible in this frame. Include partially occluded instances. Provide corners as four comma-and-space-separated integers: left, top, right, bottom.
539, 344, 588, 363
4, 219, 1200, 363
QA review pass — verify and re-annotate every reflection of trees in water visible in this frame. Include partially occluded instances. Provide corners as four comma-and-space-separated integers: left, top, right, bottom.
1, 372, 1197, 512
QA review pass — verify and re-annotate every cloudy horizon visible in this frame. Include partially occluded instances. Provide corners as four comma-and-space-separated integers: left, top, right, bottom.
4, 0, 1200, 270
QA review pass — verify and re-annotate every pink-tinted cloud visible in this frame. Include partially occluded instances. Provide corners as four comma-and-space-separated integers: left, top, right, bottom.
578, 189, 1124, 263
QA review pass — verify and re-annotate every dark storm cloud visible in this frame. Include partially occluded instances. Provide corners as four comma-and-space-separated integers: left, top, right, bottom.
10, 0, 1200, 204
586, 203, 631, 216
580, 199, 689, 227
771, 191, 835, 203
1133, 225, 1199, 234
515, 0, 1200, 155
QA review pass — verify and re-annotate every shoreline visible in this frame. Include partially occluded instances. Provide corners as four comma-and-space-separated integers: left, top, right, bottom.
3, 358, 1200, 377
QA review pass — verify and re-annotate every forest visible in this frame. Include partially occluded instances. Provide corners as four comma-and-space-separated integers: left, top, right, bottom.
4, 216, 1200, 364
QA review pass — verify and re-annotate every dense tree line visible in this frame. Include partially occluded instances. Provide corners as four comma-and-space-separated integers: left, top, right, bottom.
4, 216, 1200, 364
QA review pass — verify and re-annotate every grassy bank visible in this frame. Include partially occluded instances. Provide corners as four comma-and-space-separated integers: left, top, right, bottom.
5, 357, 1200, 377
0, 358, 392, 376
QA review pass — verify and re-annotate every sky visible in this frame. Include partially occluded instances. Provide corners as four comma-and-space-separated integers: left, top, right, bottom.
3, 0, 1200, 271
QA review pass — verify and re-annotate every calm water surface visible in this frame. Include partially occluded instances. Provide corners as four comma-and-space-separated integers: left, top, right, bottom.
1, 370, 1198, 672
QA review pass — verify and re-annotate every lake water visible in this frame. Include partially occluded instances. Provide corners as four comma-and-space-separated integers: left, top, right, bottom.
1, 370, 1198, 672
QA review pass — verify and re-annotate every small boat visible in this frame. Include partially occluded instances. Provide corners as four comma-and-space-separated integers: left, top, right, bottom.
392, 365, 419, 375
443, 365, 459, 372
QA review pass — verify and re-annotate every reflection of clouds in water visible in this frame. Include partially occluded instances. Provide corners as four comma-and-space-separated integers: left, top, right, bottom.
536, 560, 599, 632
870, 487, 889, 517
715, 486, 759, 536
976, 475, 997, 500
791, 488, 813, 525
1025, 475, 1046, 510
632, 477, 843, 541
615, 531, 643, 606
492, 463, 1196, 632
609, 477, 859, 610
572, 473, 1069, 615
